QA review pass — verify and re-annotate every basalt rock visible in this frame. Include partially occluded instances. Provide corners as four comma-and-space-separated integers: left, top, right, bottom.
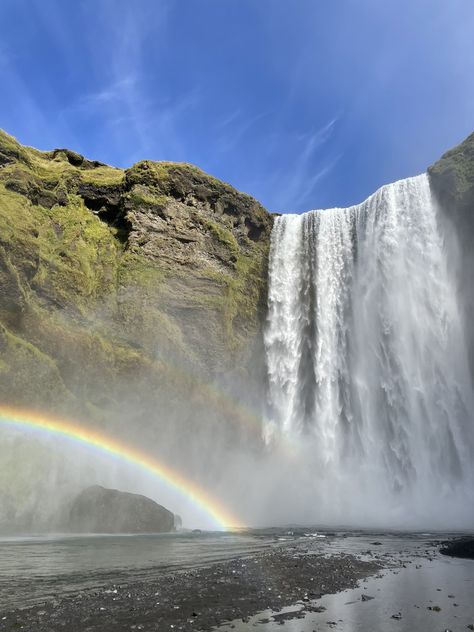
68, 485, 175, 533
440, 538, 474, 560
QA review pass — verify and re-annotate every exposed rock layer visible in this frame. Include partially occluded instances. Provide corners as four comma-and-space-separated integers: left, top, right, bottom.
0, 129, 273, 421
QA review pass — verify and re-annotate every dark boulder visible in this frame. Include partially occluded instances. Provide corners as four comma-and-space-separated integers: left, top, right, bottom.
440, 538, 474, 559
68, 485, 175, 533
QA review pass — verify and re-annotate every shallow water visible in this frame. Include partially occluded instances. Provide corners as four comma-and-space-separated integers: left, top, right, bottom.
217, 533, 474, 632
0, 530, 275, 609
2, 527, 474, 632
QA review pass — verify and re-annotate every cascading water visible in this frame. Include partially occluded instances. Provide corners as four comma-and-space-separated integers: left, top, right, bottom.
264, 174, 474, 527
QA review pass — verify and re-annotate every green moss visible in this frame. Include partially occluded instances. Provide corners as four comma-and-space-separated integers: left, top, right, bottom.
125, 161, 170, 191
196, 214, 240, 258
0, 129, 32, 165
0, 180, 122, 320
429, 132, 474, 205
0, 127, 272, 414
79, 166, 125, 187
192, 244, 268, 351
126, 188, 169, 209
118, 250, 165, 288
0, 323, 73, 406
158, 161, 235, 192
30, 197, 120, 307
0, 185, 37, 239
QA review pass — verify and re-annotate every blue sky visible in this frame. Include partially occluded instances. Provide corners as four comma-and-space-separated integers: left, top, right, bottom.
1, 0, 473, 212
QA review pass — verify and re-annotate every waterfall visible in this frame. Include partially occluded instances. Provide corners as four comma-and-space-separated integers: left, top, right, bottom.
264, 174, 474, 526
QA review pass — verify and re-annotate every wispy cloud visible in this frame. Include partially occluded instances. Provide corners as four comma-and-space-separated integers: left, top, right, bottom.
216, 109, 242, 130
77, 77, 139, 107
54, 1, 191, 163
215, 110, 270, 153
298, 117, 338, 160
268, 117, 341, 211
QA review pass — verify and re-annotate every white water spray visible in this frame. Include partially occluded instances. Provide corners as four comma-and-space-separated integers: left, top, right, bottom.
264, 174, 474, 527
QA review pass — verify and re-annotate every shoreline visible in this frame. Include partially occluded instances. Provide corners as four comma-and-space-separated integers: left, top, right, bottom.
2, 538, 381, 631
2, 534, 473, 632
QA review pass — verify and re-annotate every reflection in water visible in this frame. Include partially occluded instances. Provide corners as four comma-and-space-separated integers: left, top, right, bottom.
2, 530, 474, 632
217, 534, 474, 632
0, 531, 273, 609
313, 558, 474, 632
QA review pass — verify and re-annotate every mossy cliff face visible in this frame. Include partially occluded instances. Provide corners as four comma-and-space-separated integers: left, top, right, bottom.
428, 131, 474, 376
0, 129, 273, 421
428, 131, 474, 226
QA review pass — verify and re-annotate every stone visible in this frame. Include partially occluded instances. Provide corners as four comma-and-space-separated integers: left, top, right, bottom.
67, 485, 175, 533
440, 538, 474, 560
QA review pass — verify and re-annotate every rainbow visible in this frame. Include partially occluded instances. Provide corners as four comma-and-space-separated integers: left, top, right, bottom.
0, 405, 243, 530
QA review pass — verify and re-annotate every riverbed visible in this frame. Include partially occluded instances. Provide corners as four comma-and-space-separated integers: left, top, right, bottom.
0, 529, 473, 631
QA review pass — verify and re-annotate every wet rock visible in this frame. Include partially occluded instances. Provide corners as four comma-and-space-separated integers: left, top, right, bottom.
67, 485, 175, 533
440, 538, 474, 560
305, 605, 326, 613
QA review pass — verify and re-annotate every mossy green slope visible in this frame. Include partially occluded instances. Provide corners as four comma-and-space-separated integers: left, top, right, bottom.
0, 129, 273, 421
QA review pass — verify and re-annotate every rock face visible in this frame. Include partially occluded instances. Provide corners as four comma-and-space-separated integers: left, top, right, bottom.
428, 132, 474, 377
428, 131, 474, 221
0, 129, 275, 531
0, 129, 273, 421
68, 485, 175, 533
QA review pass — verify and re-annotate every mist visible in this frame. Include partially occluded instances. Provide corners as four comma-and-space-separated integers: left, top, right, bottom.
1, 171, 474, 535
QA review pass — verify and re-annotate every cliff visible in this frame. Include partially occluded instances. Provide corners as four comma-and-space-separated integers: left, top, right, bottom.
428, 131, 474, 222
2, 127, 474, 428
0, 129, 273, 424
1, 128, 474, 532
428, 132, 474, 376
